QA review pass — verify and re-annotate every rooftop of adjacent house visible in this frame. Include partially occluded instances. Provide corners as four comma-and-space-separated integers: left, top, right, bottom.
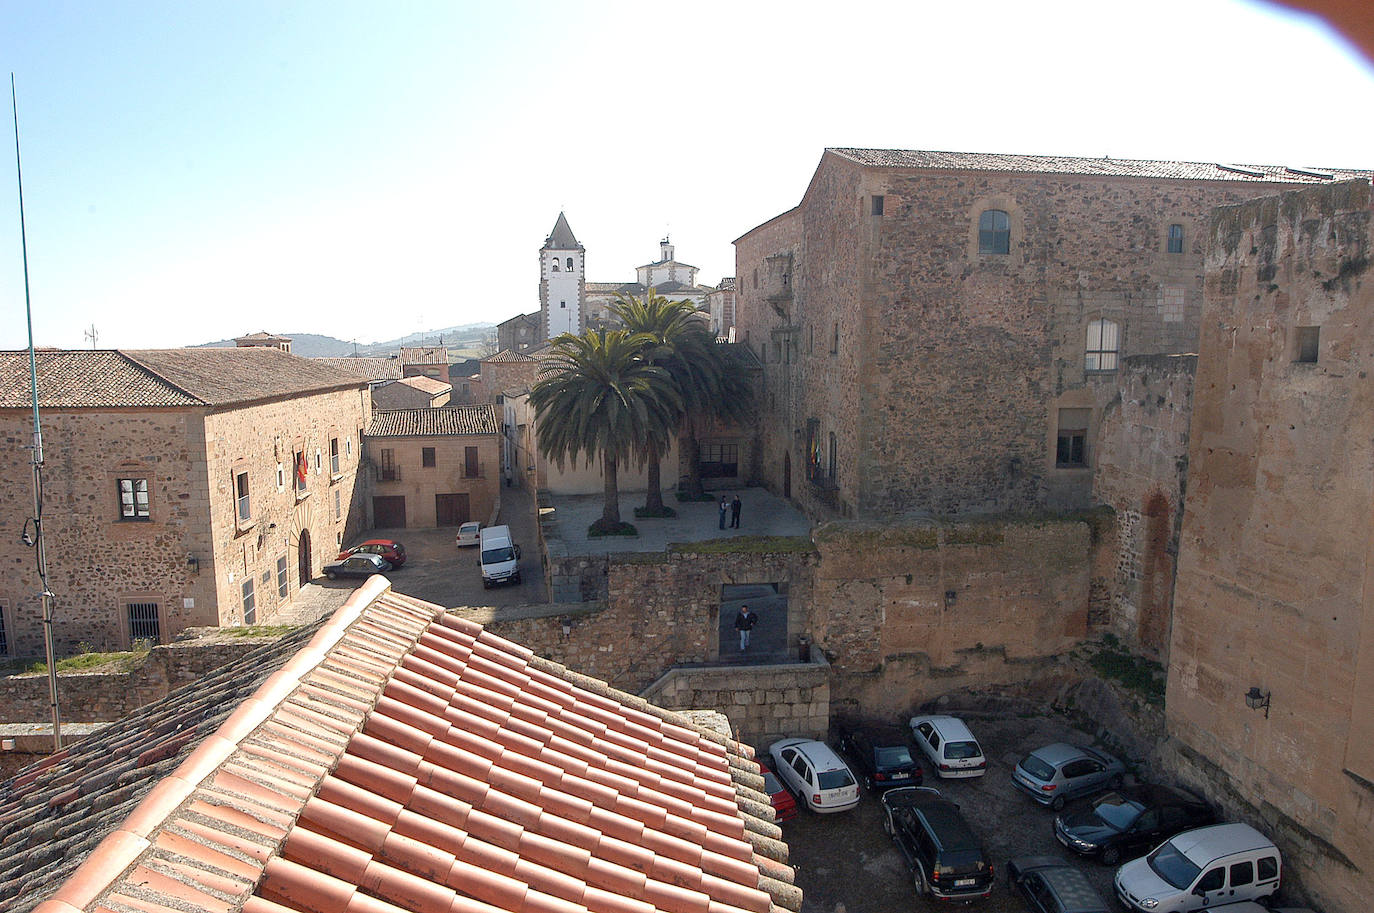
483, 349, 538, 363
585, 281, 647, 296
392, 375, 452, 396
312, 357, 404, 381
827, 147, 1374, 183
399, 346, 449, 365
367, 405, 500, 437
2, 579, 797, 913
234, 332, 293, 344
0, 349, 368, 410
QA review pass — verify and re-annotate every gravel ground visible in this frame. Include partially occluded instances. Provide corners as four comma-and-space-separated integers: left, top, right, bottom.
779, 714, 1123, 912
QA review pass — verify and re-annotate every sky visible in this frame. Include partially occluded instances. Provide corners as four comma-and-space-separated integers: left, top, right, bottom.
1, 0, 1372, 351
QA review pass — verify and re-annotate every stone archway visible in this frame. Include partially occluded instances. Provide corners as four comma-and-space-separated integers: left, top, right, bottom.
298, 528, 312, 586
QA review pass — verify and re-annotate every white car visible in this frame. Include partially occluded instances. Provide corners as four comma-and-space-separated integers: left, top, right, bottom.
455, 521, 482, 547
768, 738, 859, 813
909, 715, 988, 778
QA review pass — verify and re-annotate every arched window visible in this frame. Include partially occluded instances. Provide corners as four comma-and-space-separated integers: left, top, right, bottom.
1167, 224, 1184, 254
1085, 319, 1119, 371
566, 257, 574, 270
551, 259, 560, 272
978, 210, 1010, 254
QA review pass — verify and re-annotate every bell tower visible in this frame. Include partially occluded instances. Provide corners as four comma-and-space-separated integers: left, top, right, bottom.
539, 212, 585, 340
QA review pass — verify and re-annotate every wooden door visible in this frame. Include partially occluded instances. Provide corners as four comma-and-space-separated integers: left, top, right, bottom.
435, 493, 470, 526
373, 495, 407, 528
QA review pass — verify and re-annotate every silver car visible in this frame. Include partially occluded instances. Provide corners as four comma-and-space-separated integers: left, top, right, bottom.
1012, 742, 1124, 810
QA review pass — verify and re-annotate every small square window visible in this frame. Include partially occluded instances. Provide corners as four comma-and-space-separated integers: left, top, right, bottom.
422, 447, 436, 468
1295, 326, 1319, 363
1167, 223, 1184, 254
871, 195, 884, 216
118, 478, 150, 520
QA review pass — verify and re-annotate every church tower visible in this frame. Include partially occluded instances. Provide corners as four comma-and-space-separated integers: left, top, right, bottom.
539, 212, 585, 340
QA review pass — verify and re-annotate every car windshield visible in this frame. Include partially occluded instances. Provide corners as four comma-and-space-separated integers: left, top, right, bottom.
1093, 792, 1144, 830
1019, 754, 1056, 780
1147, 841, 1201, 889
944, 740, 981, 760
762, 770, 784, 794
482, 547, 515, 563
875, 746, 914, 767
817, 769, 855, 790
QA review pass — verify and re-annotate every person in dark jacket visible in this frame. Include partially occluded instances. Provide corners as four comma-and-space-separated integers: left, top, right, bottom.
733, 604, 758, 651
730, 494, 742, 529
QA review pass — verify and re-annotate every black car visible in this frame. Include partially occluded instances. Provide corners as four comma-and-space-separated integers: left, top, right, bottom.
881, 786, 994, 901
837, 725, 923, 790
1054, 783, 1216, 865
322, 553, 392, 579
1006, 856, 1110, 913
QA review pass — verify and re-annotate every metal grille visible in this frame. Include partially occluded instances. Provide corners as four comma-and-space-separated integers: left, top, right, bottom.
128, 602, 161, 644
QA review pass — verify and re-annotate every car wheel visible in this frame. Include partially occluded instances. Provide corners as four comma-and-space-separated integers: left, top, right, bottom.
912, 865, 928, 896
1100, 846, 1121, 866
863, 775, 873, 792
1051, 794, 1066, 811
512, 573, 521, 585
326, 571, 337, 580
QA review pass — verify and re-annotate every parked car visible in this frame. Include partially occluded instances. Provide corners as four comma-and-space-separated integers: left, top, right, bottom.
1055, 783, 1216, 865
768, 738, 860, 813
880, 786, 994, 901
836, 724, 923, 791
323, 553, 392, 579
1005, 856, 1110, 913
1114, 823, 1281, 912
756, 761, 798, 822
455, 521, 482, 547
478, 524, 522, 588
1012, 742, 1125, 810
338, 538, 406, 568
909, 715, 988, 778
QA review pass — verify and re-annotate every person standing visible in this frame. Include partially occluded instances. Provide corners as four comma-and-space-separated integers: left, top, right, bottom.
730, 494, 742, 529
733, 604, 758, 651
718, 495, 728, 530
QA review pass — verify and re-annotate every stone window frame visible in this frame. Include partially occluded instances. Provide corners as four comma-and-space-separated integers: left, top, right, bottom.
109, 463, 156, 524
1055, 407, 1091, 469
120, 593, 164, 648
422, 447, 437, 468
275, 462, 286, 493
1294, 325, 1320, 364
232, 462, 254, 531
967, 193, 1024, 260
1161, 217, 1194, 255
1166, 223, 1185, 254
1085, 317, 1120, 373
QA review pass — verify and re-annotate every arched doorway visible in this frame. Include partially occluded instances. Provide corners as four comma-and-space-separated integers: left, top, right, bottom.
783, 451, 791, 499
298, 529, 312, 585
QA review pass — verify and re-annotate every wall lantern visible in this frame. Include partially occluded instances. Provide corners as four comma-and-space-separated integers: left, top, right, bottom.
1244, 686, 1271, 718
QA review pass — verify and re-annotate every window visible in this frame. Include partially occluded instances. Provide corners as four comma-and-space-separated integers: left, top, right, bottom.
118, 478, 150, 520
1295, 325, 1320, 363
1085, 318, 1119, 371
464, 446, 480, 478
809, 325, 815, 353
827, 432, 837, 482
1196, 868, 1225, 893
422, 447, 437, 468
830, 323, 839, 355
128, 602, 161, 645
978, 210, 1010, 254
241, 579, 256, 626
871, 195, 884, 216
806, 419, 821, 481
1162, 286, 1185, 323
276, 462, 286, 492
560, 300, 566, 309
315, 449, 322, 473
235, 471, 251, 522
1057, 408, 1090, 468
334, 489, 342, 520
294, 449, 308, 493
346, 437, 353, 456
552, 259, 560, 272
1229, 861, 1254, 887
0, 604, 7, 655
277, 554, 289, 598
330, 437, 340, 475
380, 448, 397, 481
1167, 223, 1184, 254
1257, 857, 1278, 881
699, 443, 739, 478
566, 257, 573, 270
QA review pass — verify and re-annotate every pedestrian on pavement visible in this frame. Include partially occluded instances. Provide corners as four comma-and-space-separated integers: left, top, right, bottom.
730, 494, 742, 529
718, 495, 728, 530
733, 604, 758, 651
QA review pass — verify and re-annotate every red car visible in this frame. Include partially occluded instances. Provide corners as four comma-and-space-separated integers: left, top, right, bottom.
758, 761, 798, 822
338, 539, 406, 568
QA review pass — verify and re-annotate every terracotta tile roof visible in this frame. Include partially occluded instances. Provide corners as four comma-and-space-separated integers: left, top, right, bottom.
399, 347, 449, 365
367, 406, 499, 437
585, 282, 646, 295
313, 358, 405, 381
0, 349, 367, 410
12, 580, 798, 913
394, 376, 452, 395
827, 147, 1373, 183
483, 350, 537, 364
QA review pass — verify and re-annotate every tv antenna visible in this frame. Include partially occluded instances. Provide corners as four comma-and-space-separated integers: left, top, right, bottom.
83, 323, 98, 349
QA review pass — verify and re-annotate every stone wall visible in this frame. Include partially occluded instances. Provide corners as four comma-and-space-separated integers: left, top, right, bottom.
1167, 179, 1373, 913
365, 432, 501, 528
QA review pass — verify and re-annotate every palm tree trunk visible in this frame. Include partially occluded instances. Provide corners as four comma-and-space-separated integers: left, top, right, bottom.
683, 424, 704, 498
602, 454, 621, 526
644, 455, 664, 513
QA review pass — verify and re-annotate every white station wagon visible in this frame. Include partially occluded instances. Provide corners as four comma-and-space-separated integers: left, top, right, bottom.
909, 715, 988, 778
768, 738, 859, 813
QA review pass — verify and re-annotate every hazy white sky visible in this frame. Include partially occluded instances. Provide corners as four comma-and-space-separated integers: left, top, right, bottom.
1, 0, 1372, 350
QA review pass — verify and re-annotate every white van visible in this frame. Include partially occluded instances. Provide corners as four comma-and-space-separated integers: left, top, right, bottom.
478, 525, 521, 588
1114, 822, 1280, 911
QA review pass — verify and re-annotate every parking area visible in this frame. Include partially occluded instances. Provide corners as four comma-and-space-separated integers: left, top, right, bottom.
779, 714, 1122, 913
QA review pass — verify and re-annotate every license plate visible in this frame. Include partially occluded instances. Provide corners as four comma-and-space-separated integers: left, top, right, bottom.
954, 878, 976, 887
892, 772, 910, 779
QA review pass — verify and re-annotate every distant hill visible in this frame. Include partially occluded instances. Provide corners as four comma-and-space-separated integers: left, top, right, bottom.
197, 324, 496, 358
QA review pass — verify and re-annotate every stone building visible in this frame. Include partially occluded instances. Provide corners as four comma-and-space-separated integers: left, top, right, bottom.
368, 374, 451, 410
708, 276, 737, 337
1165, 179, 1374, 912
496, 311, 540, 353
232, 331, 292, 352
364, 405, 500, 528
539, 212, 586, 339
399, 345, 450, 383
0, 348, 370, 655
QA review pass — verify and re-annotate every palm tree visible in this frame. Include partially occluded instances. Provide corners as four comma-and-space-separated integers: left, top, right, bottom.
610, 291, 721, 514
679, 344, 755, 499
530, 329, 680, 531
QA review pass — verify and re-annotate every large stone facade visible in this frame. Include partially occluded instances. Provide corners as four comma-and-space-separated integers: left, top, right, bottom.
365, 406, 501, 529
1166, 180, 1374, 912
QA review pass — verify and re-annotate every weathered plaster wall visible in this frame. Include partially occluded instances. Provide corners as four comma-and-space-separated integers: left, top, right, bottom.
1167, 179, 1374, 913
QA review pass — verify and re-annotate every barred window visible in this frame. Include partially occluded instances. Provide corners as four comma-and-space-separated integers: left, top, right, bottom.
118, 478, 150, 520
128, 602, 161, 645
277, 554, 289, 598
